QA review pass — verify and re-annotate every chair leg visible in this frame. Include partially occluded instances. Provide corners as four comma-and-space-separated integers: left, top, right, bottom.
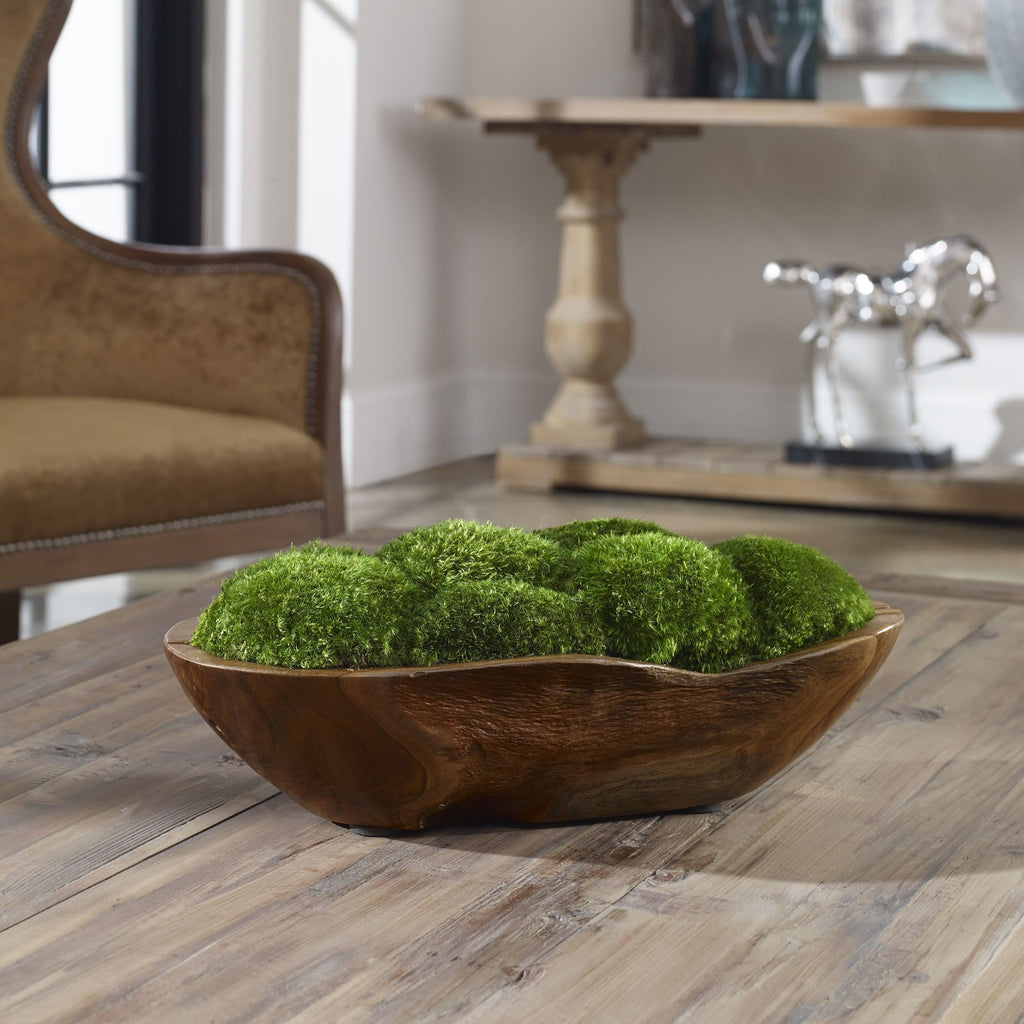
0, 589, 20, 644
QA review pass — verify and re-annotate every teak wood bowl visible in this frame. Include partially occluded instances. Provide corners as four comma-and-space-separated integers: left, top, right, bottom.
164, 604, 902, 830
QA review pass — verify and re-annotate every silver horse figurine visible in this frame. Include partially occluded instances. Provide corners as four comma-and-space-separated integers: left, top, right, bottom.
764, 235, 999, 450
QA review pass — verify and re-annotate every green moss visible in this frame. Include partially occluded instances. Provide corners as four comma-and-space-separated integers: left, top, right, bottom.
535, 517, 675, 551
376, 519, 568, 592
190, 521, 876, 673
191, 541, 421, 669
411, 579, 605, 665
571, 533, 754, 672
713, 535, 875, 662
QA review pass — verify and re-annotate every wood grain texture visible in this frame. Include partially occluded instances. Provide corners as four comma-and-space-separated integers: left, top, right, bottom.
418, 96, 1024, 132
457, 599, 1024, 1024
0, 529, 395, 925
496, 438, 1024, 518
9, 557, 1024, 1023
164, 607, 902, 830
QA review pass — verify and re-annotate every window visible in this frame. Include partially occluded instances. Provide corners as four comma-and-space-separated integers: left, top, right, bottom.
37, 0, 204, 245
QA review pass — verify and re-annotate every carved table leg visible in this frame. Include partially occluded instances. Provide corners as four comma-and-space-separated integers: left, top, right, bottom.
530, 129, 649, 451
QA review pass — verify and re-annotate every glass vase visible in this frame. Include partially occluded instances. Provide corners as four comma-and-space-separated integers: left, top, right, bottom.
639, 0, 713, 97
709, 0, 822, 100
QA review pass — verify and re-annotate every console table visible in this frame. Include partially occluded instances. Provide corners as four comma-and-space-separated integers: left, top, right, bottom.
419, 98, 1024, 517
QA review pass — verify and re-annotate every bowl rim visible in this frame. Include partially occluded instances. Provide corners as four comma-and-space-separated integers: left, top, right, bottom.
164, 601, 902, 682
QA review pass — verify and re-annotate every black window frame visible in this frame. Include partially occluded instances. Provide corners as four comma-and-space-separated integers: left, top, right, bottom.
133, 0, 204, 245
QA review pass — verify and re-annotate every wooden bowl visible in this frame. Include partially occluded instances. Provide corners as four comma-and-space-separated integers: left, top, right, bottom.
164, 604, 902, 830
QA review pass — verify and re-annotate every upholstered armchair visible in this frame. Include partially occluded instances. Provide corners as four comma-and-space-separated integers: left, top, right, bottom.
0, 0, 345, 641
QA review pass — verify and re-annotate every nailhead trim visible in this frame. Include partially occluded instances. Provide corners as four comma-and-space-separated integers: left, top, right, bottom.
0, 501, 326, 556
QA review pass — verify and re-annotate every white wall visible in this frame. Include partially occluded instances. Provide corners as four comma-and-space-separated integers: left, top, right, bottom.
213, 0, 303, 250
215, 1, 1024, 485
211, 0, 476, 486
343, 0, 477, 484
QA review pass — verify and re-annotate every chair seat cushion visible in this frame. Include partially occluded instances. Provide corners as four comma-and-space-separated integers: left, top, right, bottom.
0, 396, 326, 546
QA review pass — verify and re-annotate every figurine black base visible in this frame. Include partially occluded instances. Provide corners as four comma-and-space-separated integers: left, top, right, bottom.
785, 442, 954, 471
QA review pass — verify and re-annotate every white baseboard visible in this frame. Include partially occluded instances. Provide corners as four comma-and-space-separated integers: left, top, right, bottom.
344, 370, 806, 487
344, 369, 552, 487
344, 374, 468, 488
620, 375, 805, 442
345, 354, 1024, 487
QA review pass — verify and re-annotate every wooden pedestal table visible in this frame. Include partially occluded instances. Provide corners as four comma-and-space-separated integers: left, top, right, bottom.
420, 99, 703, 451
419, 98, 1024, 516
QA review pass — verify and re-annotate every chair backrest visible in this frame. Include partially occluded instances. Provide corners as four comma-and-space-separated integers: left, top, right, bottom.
0, 0, 341, 443
0, 0, 346, 620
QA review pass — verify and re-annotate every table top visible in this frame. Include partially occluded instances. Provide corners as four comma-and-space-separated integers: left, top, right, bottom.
3, 541, 1024, 1023
418, 96, 1024, 132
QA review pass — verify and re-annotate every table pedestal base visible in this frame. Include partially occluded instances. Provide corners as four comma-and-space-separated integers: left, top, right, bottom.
496, 437, 1024, 519
530, 412, 644, 452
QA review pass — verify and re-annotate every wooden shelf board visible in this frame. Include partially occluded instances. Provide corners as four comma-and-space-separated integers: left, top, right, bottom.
419, 97, 1024, 132
496, 439, 1024, 519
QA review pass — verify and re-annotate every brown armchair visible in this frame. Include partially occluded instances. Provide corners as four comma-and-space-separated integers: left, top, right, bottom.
0, 0, 345, 641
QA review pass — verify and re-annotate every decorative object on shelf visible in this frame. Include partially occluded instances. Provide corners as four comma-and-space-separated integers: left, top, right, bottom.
986, 0, 1024, 106
824, 1, 1004, 112
165, 519, 901, 829
823, 0, 985, 60
855, 66, 1015, 112
764, 234, 999, 459
637, 0, 712, 97
709, 0, 823, 99
635, 0, 822, 99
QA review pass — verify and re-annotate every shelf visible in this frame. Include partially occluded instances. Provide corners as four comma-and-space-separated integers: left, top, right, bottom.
418, 97, 1024, 133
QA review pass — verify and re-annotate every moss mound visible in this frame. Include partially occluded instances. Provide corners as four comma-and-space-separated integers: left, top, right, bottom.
191, 520, 875, 673
411, 579, 605, 665
572, 533, 754, 671
714, 535, 875, 662
192, 542, 420, 669
376, 519, 568, 592
535, 517, 675, 551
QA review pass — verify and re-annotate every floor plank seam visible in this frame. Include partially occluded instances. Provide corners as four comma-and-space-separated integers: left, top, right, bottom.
0, 790, 283, 935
